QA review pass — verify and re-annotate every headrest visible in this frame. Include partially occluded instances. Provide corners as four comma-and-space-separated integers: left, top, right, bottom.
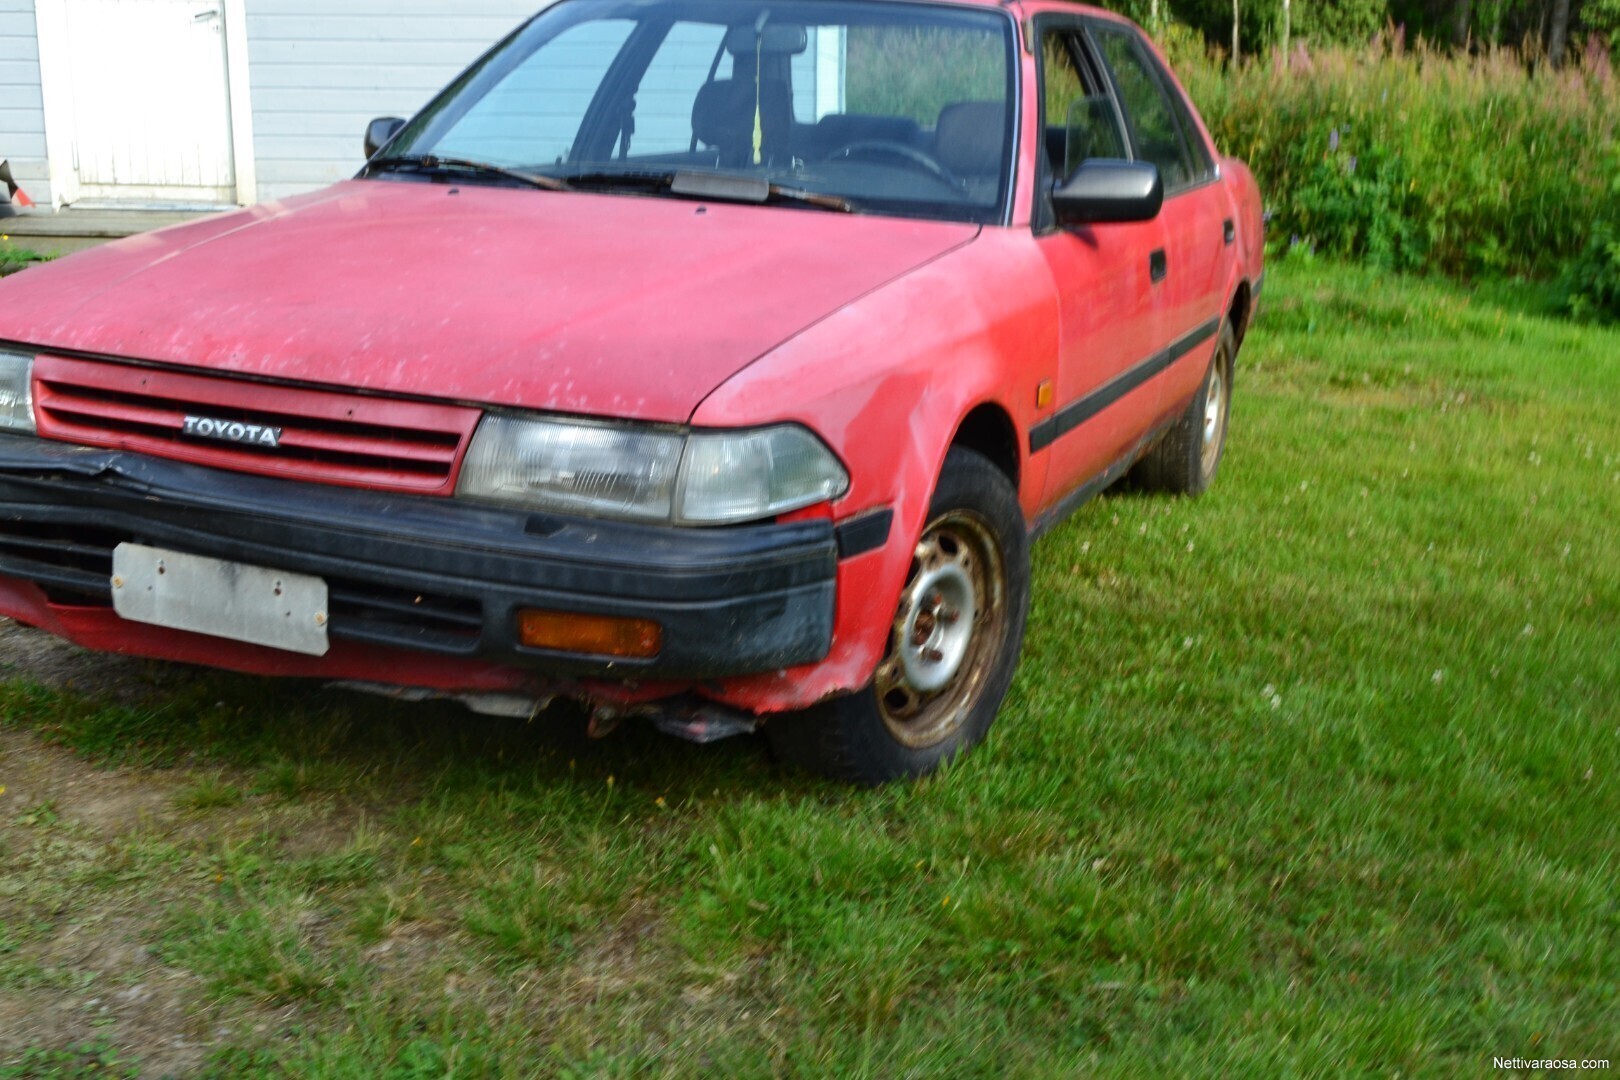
935, 101, 1007, 176
813, 113, 921, 149
691, 79, 794, 157
692, 80, 739, 149
723, 24, 808, 56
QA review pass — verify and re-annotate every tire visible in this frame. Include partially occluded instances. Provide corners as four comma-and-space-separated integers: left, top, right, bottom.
766, 447, 1030, 785
1130, 320, 1236, 497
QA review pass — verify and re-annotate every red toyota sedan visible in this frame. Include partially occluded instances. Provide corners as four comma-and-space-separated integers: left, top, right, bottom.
0, 0, 1261, 784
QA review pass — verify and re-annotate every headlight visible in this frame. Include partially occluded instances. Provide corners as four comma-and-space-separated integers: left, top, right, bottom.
678, 426, 849, 524
0, 352, 36, 434
456, 415, 849, 525
457, 415, 684, 523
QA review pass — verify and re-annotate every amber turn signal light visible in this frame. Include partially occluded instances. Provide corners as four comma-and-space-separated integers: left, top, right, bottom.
517, 609, 663, 659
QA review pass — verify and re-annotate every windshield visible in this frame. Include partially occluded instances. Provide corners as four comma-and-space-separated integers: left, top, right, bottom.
379, 0, 1017, 223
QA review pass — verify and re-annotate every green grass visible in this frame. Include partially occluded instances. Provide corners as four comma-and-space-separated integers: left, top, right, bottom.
0, 1042, 138, 1080
0, 238, 48, 274
1, 258, 1617, 1075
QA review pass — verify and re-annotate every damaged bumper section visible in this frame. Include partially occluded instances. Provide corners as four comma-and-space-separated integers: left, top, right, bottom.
0, 436, 838, 689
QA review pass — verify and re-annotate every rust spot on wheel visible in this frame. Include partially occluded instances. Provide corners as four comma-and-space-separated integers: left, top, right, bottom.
877, 509, 1006, 749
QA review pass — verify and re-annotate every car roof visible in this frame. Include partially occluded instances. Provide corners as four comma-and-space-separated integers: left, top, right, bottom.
797, 0, 1121, 15
901, 0, 1135, 27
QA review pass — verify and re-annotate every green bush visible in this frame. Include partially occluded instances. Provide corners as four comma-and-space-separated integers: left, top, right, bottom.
1559, 215, 1620, 322
1176, 39, 1619, 278
1291, 138, 1423, 270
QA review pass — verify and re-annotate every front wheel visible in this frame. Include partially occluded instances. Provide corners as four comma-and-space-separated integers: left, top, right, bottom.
766, 448, 1030, 785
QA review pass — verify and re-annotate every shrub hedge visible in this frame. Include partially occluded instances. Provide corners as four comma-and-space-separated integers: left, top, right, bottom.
1170, 32, 1619, 306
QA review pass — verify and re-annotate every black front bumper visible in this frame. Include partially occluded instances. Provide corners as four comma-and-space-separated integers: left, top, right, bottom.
0, 436, 838, 678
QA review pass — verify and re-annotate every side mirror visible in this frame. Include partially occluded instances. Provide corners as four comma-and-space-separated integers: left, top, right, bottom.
1052, 160, 1162, 225
365, 117, 406, 160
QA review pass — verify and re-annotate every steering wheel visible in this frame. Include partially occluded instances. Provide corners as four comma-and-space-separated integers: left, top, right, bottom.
821, 140, 959, 188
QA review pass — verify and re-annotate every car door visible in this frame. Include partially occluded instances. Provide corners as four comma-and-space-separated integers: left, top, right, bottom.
1032, 17, 1165, 510
1088, 20, 1227, 415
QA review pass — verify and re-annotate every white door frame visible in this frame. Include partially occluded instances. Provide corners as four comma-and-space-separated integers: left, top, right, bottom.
33, 0, 257, 208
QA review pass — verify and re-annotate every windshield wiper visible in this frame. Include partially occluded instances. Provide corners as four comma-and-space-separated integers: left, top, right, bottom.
762, 184, 855, 214
400, 163, 856, 212
667, 171, 854, 213
556, 169, 681, 192
363, 155, 570, 192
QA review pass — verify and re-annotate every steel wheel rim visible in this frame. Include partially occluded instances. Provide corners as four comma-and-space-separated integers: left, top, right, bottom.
874, 510, 1006, 749
1200, 355, 1228, 477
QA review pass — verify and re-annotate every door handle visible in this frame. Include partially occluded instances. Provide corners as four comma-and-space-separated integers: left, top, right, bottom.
1149, 249, 1167, 283
1223, 219, 1236, 245
194, 8, 220, 20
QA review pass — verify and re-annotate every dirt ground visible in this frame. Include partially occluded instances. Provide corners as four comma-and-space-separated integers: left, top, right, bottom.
0, 616, 582, 1077
0, 621, 197, 1074
0, 620, 349, 1076
0, 616, 145, 698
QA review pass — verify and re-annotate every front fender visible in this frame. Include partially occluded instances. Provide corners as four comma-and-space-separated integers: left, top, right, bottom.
689, 230, 1056, 713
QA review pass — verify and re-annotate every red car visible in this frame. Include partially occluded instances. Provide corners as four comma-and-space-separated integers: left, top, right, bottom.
0, 0, 1261, 784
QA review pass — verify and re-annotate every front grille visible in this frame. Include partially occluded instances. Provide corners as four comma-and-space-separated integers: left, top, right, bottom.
0, 520, 120, 603
33, 355, 481, 495
327, 582, 483, 653
0, 519, 484, 654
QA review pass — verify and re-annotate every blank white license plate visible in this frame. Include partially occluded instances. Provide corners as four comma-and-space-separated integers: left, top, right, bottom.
111, 544, 330, 657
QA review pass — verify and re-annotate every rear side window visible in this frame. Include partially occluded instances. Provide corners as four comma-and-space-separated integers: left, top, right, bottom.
1089, 23, 1208, 194
1156, 61, 1215, 180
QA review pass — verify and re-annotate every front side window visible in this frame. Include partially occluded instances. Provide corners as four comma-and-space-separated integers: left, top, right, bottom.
1089, 23, 1198, 193
1038, 27, 1127, 180
384, 0, 1017, 223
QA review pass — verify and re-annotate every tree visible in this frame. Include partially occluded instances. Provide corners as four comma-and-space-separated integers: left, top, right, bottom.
1548, 0, 1572, 63
1451, 0, 1472, 44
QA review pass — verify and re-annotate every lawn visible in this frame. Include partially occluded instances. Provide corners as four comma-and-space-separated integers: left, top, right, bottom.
0, 258, 1616, 1077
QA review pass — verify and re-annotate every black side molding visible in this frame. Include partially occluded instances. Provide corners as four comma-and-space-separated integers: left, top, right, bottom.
1029, 317, 1219, 455
1030, 413, 1179, 540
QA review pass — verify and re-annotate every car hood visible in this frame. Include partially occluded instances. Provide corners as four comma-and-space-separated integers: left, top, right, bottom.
0, 180, 979, 423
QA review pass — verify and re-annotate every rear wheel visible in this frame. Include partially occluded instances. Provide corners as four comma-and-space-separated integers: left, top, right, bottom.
1130, 320, 1235, 496
766, 448, 1029, 785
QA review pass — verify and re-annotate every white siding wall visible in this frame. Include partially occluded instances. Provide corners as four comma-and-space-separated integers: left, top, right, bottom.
0, 0, 50, 207
244, 0, 542, 203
